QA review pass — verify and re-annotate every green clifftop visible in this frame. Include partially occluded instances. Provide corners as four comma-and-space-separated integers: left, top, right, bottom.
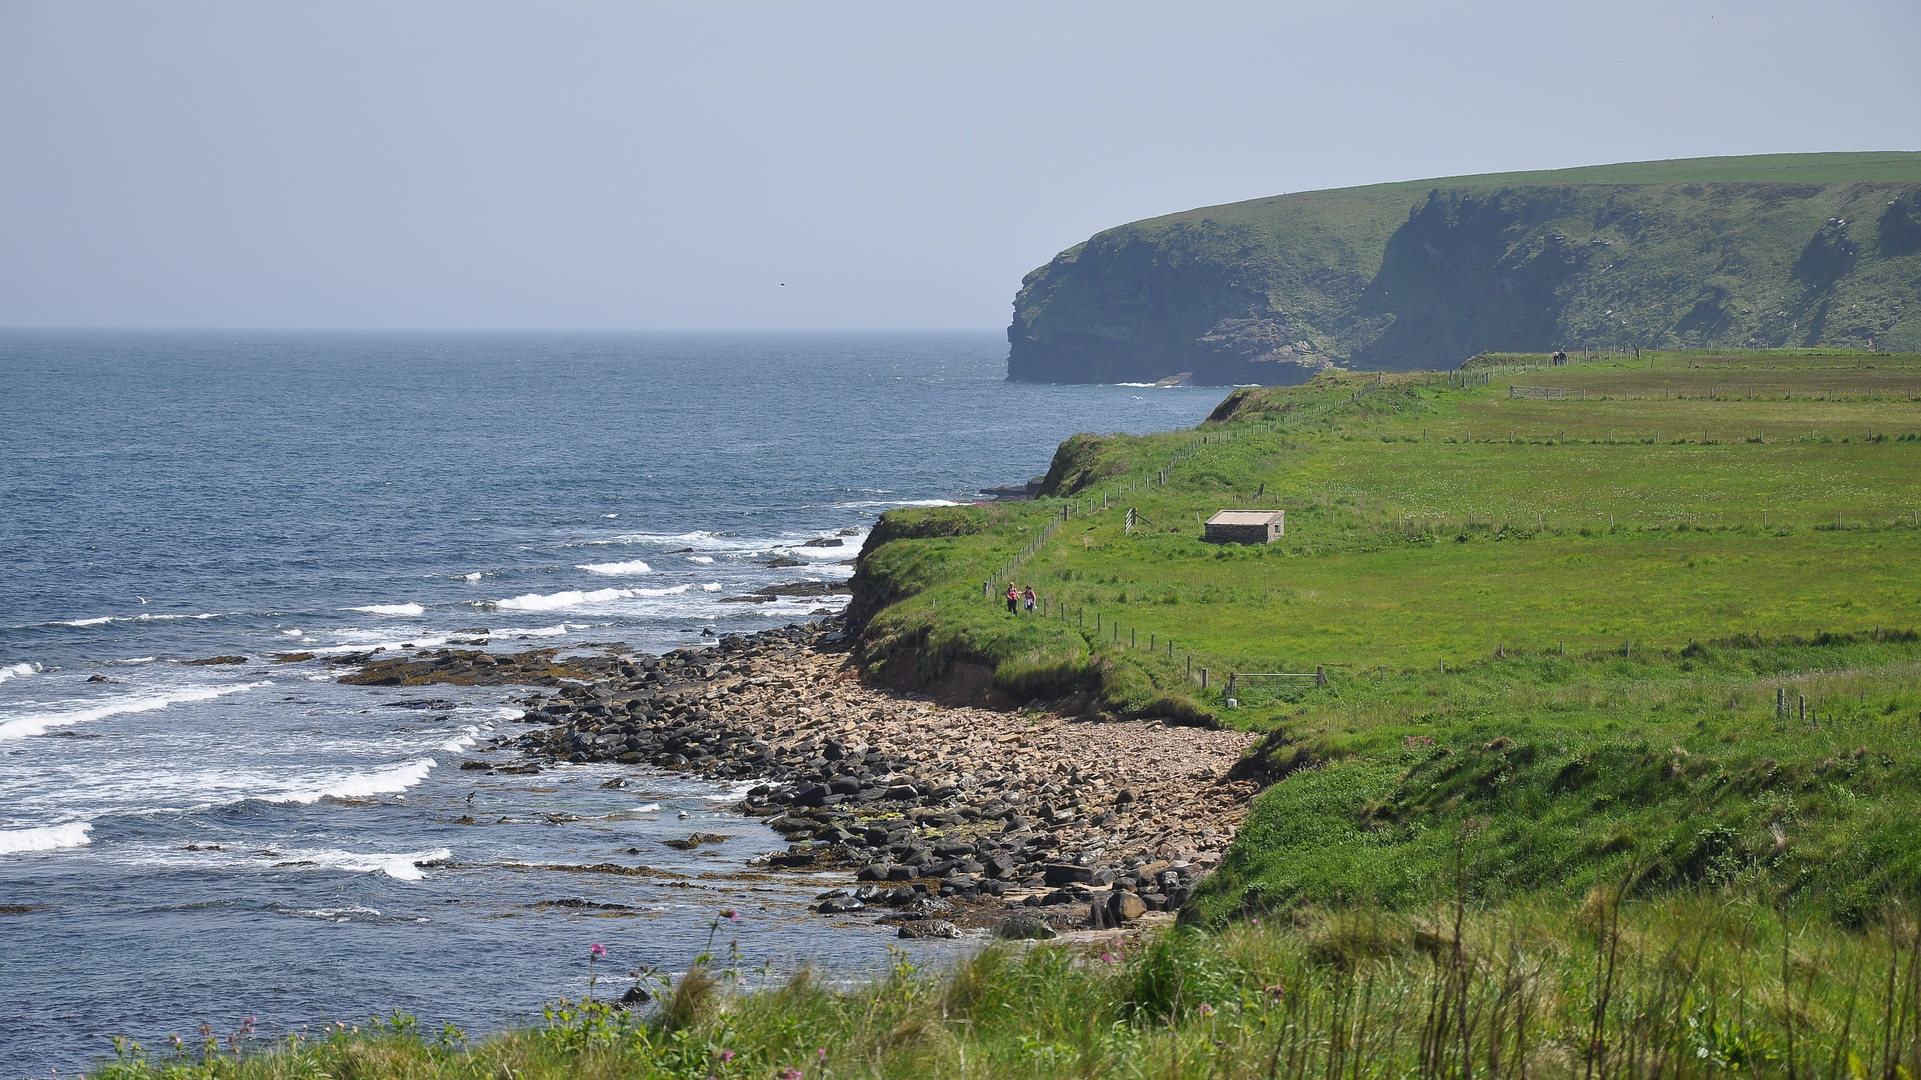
1007, 152, 1921, 385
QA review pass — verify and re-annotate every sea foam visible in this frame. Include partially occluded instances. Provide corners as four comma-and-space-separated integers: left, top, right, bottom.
0, 821, 93, 855
0, 680, 272, 742
280, 847, 452, 881
0, 662, 41, 683
494, 584, 691, 611
269, 757, 438, 805
576, 560, 653, 575
348, 603, 425, 617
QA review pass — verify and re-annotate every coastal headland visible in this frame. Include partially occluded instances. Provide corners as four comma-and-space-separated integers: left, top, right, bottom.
1009, 152, 1921, 384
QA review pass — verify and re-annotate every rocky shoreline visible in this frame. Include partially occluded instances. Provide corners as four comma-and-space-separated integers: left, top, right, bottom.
335, 618, 1258, 939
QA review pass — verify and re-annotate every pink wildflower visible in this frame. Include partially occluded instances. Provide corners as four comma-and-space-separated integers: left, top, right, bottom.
719, 1050, 735, 1064
778, 1069, 803, 1080
589, 943, 607, 958
1195, 1002, 1216, 1017
722, 909, 740, 922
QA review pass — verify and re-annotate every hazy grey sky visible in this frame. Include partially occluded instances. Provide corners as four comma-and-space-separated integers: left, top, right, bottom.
1, 1, 1915, 330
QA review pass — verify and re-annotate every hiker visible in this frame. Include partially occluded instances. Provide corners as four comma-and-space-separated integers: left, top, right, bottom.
1006, 584, 1019, 613
1022, 585, 1037, 613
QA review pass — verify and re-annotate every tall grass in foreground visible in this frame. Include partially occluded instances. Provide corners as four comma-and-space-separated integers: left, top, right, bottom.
91, 893, 1921, 1080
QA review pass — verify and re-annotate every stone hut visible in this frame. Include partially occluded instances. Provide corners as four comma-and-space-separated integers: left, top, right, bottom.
1203, 509, 1284, 545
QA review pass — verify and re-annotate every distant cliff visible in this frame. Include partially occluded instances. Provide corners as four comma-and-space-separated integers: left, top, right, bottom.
1006, 152, 1921, 385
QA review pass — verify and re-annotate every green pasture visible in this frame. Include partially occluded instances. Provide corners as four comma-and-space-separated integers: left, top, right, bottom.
852, 352, 1921, 920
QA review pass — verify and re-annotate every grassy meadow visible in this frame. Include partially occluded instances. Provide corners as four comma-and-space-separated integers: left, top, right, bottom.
853, 350, 1921, 921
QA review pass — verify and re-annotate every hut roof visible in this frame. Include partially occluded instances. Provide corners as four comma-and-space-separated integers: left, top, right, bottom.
1205, 510, 1284, 526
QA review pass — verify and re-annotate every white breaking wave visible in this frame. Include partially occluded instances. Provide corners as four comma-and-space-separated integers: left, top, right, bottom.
279, 847, 452, 882
348, 603, 425, 617
0, 680, 272, 742
268, 757, 438, 805
633, 803, 660, 813
61, 616, 117, 627
685, 555, 714, 564
576, 560, 653, 575
0, 821, 92, 855
700, 583, 723, 592
0, 662, 41, 683
440, 725, 480, 753
494, 584, 691, 611
831, 499, 958, 509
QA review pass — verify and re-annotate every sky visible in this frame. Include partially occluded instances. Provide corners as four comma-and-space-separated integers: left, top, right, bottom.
1, 1, 1916, 331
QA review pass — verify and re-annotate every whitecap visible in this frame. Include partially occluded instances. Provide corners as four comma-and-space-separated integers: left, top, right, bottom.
0, 662, 42, 683
685, 555, 715, 564
439, 726, 481, 753
0, 821, 92, 855
633, 803, 660, 813
494, 585, 690, 611
267, 757, 438, 804
700, 583, 723, 592
577, 560, 654, 575
463, 573, 482, 582
280, 629, 304, 637
348, 603, 425, 617
0, 681, 272, 742
60, 616, 117, 627
277, 847, 452, 882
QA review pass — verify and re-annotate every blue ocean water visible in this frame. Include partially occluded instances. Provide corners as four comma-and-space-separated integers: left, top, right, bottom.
0, 331, 1218, 1077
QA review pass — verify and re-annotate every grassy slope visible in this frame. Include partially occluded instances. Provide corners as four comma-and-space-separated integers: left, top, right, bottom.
853, 350, 1921, 923
1008, 152, 1921, 380
90, 898, 1921, 1080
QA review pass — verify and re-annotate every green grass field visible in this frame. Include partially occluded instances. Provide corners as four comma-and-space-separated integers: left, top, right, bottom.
87, 896, 1921, 1080
853, 350, 1921, 922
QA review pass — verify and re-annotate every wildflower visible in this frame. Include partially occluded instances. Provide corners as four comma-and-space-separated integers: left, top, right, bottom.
719, 1049, 736, 1064
168, 1035, 182, 1050
778, 1069, 803, 1080
817, 1047, 829, 1062
722, 909, 740, 923
1195, 1002, 1216, 1017
589, 943, 608, 958
1100, 951, 1116, 964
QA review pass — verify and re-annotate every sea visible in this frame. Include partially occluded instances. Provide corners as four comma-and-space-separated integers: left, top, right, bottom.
0, 330, 1218, 1077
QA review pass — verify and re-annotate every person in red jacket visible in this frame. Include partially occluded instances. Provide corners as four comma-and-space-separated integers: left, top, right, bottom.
1006, 584, 1019, 613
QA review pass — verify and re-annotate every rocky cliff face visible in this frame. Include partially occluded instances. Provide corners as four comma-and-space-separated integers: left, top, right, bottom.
1006, 155, 1921, 384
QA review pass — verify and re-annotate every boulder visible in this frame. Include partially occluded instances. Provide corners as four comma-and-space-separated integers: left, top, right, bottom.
897, 919, 960, 939
1044, 863, 1095, 885
992, 915, 1057, 940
